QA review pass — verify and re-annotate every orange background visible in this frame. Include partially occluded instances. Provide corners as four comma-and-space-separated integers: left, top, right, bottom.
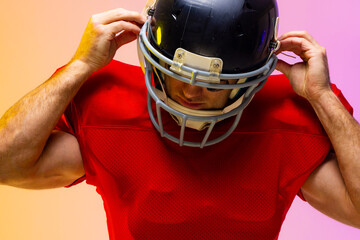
0, 0, 359, 239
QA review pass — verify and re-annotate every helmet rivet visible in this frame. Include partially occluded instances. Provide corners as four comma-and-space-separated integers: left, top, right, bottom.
213, 60, 221, 69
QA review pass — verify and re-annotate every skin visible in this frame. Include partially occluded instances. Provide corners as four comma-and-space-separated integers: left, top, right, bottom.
0, 8, 146, 188
276, 31, 360, 227
164, 76, 235, 110
0, 8, 359, 229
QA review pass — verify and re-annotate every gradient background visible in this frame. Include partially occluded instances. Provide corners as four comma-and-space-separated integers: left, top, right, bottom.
0, 0, 359, 239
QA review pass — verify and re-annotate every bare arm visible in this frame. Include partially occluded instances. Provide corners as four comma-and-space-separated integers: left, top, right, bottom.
302, 152, 360, 228
276, 31, 360, 227
302, 85, 360, 227
0, 8, 146, 188
0, 60, 91, 187
6, 130, 85, 189
305, 82, 360, 215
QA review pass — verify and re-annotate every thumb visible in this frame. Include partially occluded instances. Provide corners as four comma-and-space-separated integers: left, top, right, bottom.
275, 59, 291, 77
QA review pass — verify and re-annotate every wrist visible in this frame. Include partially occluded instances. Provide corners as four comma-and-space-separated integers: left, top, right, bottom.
308, 87, 343, 120
306, 85, 334, 105
67, 58, 97, 77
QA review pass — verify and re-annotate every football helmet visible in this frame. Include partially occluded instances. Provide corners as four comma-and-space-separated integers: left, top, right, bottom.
138, 0, 279, 148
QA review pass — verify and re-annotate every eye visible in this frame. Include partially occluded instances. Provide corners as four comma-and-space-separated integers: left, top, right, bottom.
206, 80, 230, 92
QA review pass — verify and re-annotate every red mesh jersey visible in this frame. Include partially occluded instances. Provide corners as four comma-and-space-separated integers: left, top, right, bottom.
55, 60, 353, 240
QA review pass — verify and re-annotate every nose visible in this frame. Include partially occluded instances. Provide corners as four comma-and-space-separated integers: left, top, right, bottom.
182, 83, 203, 99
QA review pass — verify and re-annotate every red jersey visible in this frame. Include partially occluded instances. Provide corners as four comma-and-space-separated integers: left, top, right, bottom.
56, 60, 353, 240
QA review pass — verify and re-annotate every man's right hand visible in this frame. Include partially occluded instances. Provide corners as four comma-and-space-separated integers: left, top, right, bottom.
72, 8, 146, 72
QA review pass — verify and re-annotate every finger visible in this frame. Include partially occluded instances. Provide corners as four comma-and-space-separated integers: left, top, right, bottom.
275, 59, 292, 77
277, 37, 313, 53
115, 31, 138, 47
107, 20, 142, 38
95, 8, 146, 25
276, 37, 314, 61
278, 31, 319, 47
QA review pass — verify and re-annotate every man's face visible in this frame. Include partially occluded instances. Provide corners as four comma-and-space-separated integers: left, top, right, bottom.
164, 76, 235, 110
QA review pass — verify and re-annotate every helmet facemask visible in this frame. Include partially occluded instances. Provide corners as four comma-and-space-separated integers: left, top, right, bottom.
137, 0, 279, 148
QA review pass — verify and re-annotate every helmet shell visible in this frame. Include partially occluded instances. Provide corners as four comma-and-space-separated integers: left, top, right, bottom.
150, 0, 279, 73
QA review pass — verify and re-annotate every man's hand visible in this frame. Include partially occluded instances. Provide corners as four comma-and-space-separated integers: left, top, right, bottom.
278, 31, 360, 227
72, 8, 146, 72
275, 31, 332, 102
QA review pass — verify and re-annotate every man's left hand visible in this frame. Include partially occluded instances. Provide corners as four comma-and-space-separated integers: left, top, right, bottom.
275, 31, 332, 102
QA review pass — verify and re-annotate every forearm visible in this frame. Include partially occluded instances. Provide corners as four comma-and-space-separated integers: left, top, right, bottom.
309, 90, 360, 213
0, 59, 92, 183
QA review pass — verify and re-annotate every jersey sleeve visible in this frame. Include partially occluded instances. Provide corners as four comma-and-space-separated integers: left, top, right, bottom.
54, 102, 86, 188
49, 65, 86, 187
297, 83, 354, 201
331, 84, 354, 115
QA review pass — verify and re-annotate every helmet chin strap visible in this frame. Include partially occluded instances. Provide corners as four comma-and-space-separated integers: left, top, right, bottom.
229, 78, 247, 99
268, 17, 281, 61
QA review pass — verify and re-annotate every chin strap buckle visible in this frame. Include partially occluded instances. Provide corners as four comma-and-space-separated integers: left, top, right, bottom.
271, 17, 281, 52
267, 17, 281, 62
270, 40, 280, 52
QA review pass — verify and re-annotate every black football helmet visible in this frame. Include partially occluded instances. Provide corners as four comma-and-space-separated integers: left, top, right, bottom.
138, 0, 280, 148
